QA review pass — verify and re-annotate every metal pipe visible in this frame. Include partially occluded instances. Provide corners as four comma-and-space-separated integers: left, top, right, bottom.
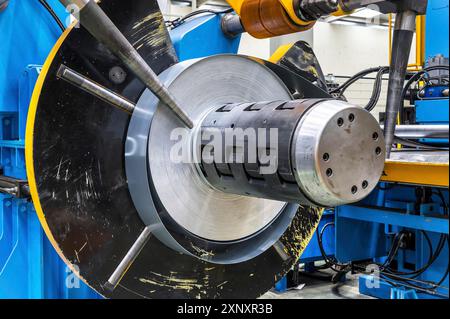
384, 10, 417, 158
58, 0, 194, 129
380, 125, 449, 139
339, 0, 363, 12
105, 226, 153, 292
221, 13, 244, 37
57, 65, 135, 113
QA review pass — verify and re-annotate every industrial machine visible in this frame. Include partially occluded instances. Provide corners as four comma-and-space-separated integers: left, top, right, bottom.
0, 0, 448, 299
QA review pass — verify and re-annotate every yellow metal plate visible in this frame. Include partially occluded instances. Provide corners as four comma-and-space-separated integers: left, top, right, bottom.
269, 43, 294, 63
381, 155, 449, 188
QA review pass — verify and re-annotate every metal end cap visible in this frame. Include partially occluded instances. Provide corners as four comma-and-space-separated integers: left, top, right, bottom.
292, 100, 386, 207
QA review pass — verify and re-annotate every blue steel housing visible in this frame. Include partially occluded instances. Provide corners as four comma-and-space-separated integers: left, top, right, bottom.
0, 0, 99, 298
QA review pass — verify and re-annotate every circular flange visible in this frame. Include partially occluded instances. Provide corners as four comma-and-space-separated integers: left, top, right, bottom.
126, 55, 308, 264
292, 99, 386, 207
148, 55, 292, 242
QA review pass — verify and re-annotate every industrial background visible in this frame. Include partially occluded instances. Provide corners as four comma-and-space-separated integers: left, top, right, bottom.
0, 0, 448, 299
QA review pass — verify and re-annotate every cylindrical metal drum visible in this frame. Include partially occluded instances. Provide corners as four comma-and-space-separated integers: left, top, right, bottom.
198, 99, 386, 207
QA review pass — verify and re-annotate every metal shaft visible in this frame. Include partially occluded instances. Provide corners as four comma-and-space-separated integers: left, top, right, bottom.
381, 125, 449, 139
57, 65, 135, 113
221, 13, 244, 37
58, 0, 193, 128
384, 10, 417, 158
105, 226, 152, 292
339, 0, 363, 12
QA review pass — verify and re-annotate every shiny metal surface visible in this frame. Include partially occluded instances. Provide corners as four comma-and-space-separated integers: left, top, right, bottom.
390, 125, 449, 139
105, 225, 153, 291
148, 55, 292, 241
389, 150, 449, 164
292, 100, 385, 207
221, 13, 244, 37
384, 10, 417, 157
56, 65, 135, 113
394, 9, 417, 32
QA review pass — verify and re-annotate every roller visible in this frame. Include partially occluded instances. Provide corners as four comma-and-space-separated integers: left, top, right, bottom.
126, 54, 385, 266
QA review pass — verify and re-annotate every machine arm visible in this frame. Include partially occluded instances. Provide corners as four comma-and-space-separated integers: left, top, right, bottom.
223, 0, 427, 40
223, 0, 362, 38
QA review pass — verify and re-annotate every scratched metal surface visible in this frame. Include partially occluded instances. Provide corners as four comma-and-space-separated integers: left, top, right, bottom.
30, 0, 323, 298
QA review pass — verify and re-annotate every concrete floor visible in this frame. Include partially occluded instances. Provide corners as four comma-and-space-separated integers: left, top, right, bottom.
261, 270, 373, 299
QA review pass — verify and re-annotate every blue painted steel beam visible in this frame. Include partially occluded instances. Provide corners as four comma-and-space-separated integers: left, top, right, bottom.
337, 206, 449, 235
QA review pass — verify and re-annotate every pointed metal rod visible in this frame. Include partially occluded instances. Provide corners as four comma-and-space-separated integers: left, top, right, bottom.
58, 0, 194, 129
57, 65, 135, 113
104, 225, 153, 293
384, 10, 417, 158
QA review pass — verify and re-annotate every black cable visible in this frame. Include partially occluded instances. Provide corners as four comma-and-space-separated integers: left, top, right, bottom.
384, 234, 447, 280
400, 65, 449, 123
365, 67, 390, 112
421, 230, 434, 266
379, 271, 448, 295
330, 67, 387, 95
434, 189, 449, 215
315, 223, 336, 270
437, 236, 450, 286
379, 231, 407, 270
351, 231, 449, 297
329, 66, 389, 112
316, 222, 350, 273
38, 0, 66, 32
353, 263, 449, 297
166, 8, 234, 29
314, 222, 448, 295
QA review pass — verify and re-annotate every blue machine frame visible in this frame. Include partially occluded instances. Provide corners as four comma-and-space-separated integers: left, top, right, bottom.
0, 0, 99, 298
